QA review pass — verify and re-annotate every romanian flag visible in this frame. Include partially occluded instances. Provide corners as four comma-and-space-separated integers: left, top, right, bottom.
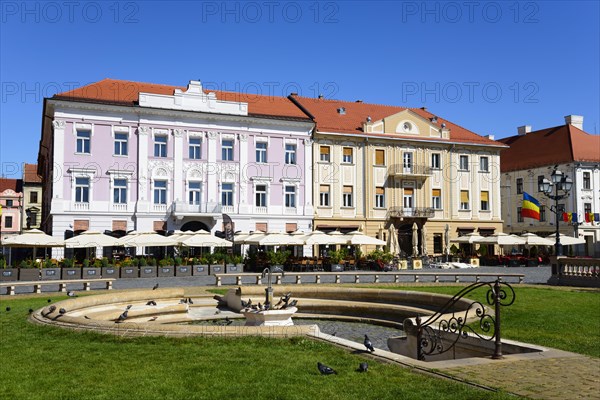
521, 192, 540, 220
562, 212, 579, 223
585, 213, 596, 223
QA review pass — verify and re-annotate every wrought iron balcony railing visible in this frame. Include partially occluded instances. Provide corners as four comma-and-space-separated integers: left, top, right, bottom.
388, 163, 433, 177
387, 207, 435, 219
171, 201, 222, 215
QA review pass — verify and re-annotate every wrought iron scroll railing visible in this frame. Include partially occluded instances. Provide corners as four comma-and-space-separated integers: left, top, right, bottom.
416, 279, 515, 361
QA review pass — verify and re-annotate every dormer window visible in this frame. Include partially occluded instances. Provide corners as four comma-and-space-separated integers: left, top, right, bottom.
403, 122, 412, 131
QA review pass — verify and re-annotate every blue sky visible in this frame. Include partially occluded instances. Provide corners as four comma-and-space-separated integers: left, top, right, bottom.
1, 1, 598, 177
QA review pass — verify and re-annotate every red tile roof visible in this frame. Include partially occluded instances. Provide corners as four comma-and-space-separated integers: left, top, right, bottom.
23, 163, 41, 183
53, 79, 311, 120
290, 95, 502, 146
499, 124, 600, 172
0, 178, 22, 194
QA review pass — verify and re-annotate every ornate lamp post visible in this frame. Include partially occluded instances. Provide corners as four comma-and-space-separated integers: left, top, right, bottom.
538, 168, 573, 256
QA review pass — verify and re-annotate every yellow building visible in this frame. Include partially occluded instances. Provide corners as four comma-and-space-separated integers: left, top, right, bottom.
290, 96, 505, 256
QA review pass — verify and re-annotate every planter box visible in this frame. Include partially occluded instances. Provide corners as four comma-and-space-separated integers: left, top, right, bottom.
62, 267, 82, 279
82, 268, 101, 279
192, 265, 209, 276
412, 259, 423, 270
140, 266, 157, 278
398, 260, 408, 270
120, 266, 139, 278
209, 264, 224, 275
0, 268, 19, 281
41, 268, 61, 280
158, 266, 174, 277
101, 267, 119, 279
329, 263, 344, 272
225, 264, 243, 274
175, 265, 192, 277
19, 268, 41, 281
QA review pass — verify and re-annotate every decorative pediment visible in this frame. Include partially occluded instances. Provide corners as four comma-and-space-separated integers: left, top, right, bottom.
364, 109, 449, 139
138, 80, 249, 116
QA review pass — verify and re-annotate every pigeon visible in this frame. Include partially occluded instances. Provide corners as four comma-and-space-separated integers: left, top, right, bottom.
214, 310, 221, 315
84, 315, 91, 320
59, 308, 66, 314
179, 299, 187, 304
115, 310, 128, 323
240, 299, 249, 308
28, 308, 34, 314
282, 299, 298, 309
146, 300, 157, 306
43, 305, 56, 317
5, 307, 10, 312
224, 317, 232, 325
282, 292, 292, 303
126, 305, 133, 310
274, 298, 283, 308
246, 298, 252, 307
187, 298, 193, 304
47, 299, 52, 303
364, 335, 375, 352
317, 362, 337, 375
148, 316, 158, 322
152, 283, 159, 290
67, 291, 77, 297
331, 331, 337, 337
257, 302, 263, 310
358, 362, 368, 373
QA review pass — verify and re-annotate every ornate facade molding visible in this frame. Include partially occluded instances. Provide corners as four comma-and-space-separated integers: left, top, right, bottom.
173, 129, 184, 138
52, 120, 66, 130
238, 133, 248, 142
138, 126, 150, 135
207, 131, 218, 140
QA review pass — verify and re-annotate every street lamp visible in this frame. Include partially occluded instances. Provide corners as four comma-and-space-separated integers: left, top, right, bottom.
538, 167, 573, 256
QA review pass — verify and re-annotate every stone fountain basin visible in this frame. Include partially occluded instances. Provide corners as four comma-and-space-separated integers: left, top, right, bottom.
242, 307, 298, 326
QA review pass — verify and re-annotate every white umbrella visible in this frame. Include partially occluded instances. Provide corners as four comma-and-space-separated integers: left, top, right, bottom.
247, 231, 305, 246
476, 232, 526, 246
412, 223, 419, 257
558, 234, 586, 246
421, 225, 427, 256
387, 225, 400, 256
444, 224, 450, 258
64, 231, 122, 248
181, 230, 232, 247
520, 233, 554, 246
118, 232, 178, 247
236, 230, 266, 244
3, 229, 65, 247
345, 230, 387, 246
450, 232, 484, 244
303, 230, 347, 245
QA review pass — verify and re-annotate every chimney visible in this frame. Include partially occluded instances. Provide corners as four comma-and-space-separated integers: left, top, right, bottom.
564, 115, 584, 130
517, 125, 532, 135
486, 134, 495, 140
337, 107, 346, 115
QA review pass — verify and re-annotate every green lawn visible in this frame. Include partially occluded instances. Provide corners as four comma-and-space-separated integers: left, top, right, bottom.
0, 296, 514, 400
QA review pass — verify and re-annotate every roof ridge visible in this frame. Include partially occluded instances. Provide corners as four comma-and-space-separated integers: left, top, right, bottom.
291, 95, 408, 109
566, 124, 576, 161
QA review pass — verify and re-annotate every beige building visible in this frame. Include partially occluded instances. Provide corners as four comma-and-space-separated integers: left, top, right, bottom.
290, 96, 505, 256
22, 163, 42, 230
499, 116, 600, 257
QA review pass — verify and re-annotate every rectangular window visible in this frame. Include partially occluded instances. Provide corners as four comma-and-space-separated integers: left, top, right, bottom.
75, 177, 90, 203
432, 188, 442, 209
375, 149, 385, 165
403, 152, 413, 173
459, 155, 469, 171
154, 135, 167, 158
189, 138, 201, 159
256, 142, 267, 163
403, 188, 413, 209
285, 186, 296, 208
583, 172, 591, 189
433, 234, 443, 253
222, 140, 233, 161
375, 187, 385, 208
342, 147, 353, 163
540, 205, 546, 222
538, 175, 545, 192
154, 180, 167, 204
460, 190, 469, 210
5, 216, 13, 228
29, 211, 37, 226
343, 186, 353, 207
584, 203, 592, 214
431, 153, 441, 169
189, 182, 201, 205
221, 183, 233, 206
320, 146, 330, 162
255, 185, 267, 207
285, 144, 296, 165
516, 178, 523, 194
319, 185, 330, 207
113, 133, 128, 156
6, 199, 13, 207
76, 130, 91, 154
480, 156, 489, 172
517, 207, 523, 222
480, 191, 489, 211
113, 179, 127, 204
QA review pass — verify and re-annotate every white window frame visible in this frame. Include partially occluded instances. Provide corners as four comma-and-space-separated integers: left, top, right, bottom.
255, 184, 267, 207
403, 191, 413, 209
188, 181, 202, 205
153, 180, 168, 205
459, 155, 469, 171
480, 191, 490, 211
432, 189, 442, 209
431, 153, 441, 169
154, 135, 168, 158
113, 178, 128, 204
320, 145, 331, 162
75, 177, 90, 203
69, 168, 96, 205
189, 138, 202, 160
285, 185, 296, 208
583, 172, 591, 189
319, 185, 330, 207
114, 132, 128, 156
285, 144, 297, 165
76, 129, 91, 154
480, 156, 489, 172
221, 182, 234, 206
256, 142, 267, 163
222, 139, 234, 161
342, 186, 354, 208
375, 187, 385, 208
460, 190, 470, 210
403, 152, 413, 173
342, 147, 353, 164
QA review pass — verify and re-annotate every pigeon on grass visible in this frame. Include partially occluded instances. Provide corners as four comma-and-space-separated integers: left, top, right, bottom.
317, 362, 337, 375
364, 335, 375, 352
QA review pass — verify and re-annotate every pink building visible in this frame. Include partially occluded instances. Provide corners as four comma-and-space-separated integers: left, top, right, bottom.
38, 79, 314, 253
0, 178, 23, 240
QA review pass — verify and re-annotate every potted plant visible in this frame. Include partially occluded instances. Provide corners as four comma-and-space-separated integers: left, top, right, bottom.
120, 258, 139, 279
193, 255, 209, 276
100, 257, 118, 279
40, 258, 60, 280
139, 257, 157, 278
328, 250, 345, 272
61, 258, 82, 279
267, 249, 290, 270
158, 257, 175, 277
175, 256, 191, 277
83, 258, 101, 279
209, 252, 224, 275
226, 254, 244, 273
0, 258, 19, 282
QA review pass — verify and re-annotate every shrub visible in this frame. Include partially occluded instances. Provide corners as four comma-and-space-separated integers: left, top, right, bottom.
82, 259, 89, 268
174, 257, 183, 266
61, 258, 74, 268
44, 258, 54, 269
267, 250, 290, 266
101, 258, 109, 268
139, 257, 147, 267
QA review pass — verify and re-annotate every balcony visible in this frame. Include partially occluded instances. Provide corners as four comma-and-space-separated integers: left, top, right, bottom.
171, 201, 222, 217
254, 206, 268, 214
72, 202, 89, 211
388, 163, 432, 177
387, 207, 434, 219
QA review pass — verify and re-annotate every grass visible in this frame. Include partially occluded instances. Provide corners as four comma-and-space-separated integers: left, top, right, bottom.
0, 296, 515, 400
369, 285, 600, 358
